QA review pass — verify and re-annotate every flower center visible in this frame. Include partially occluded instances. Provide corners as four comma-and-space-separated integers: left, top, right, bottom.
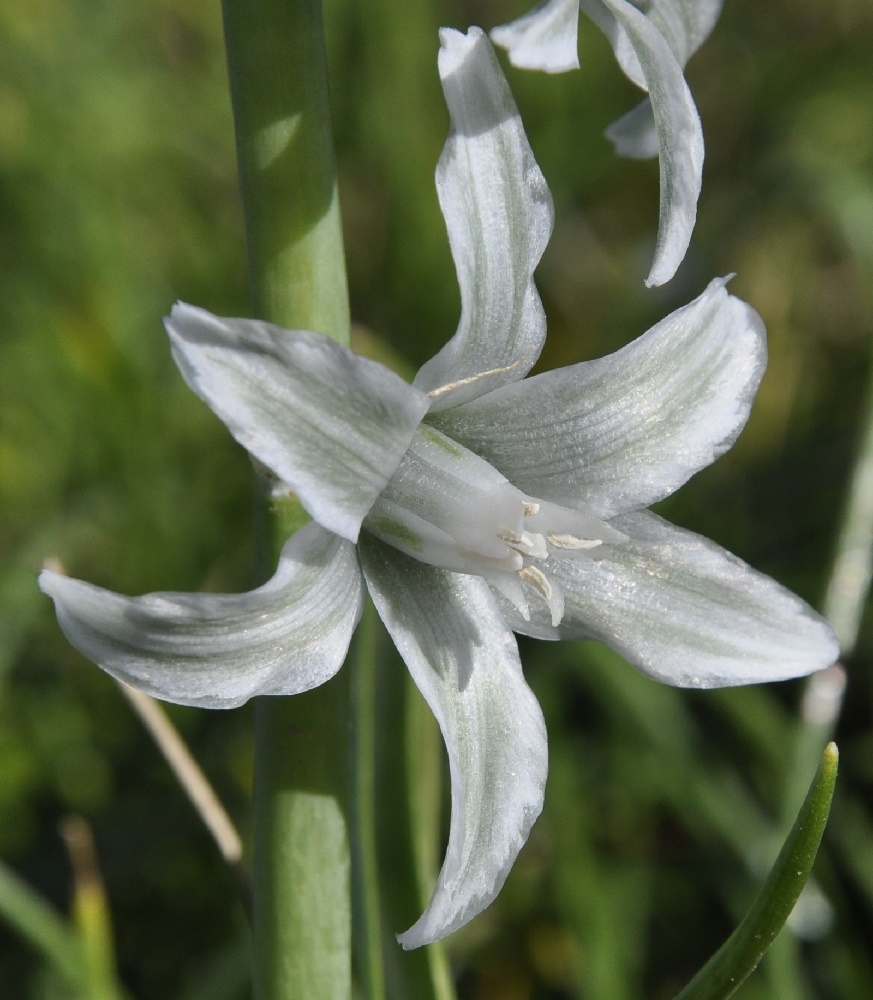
364, 423, 623, 626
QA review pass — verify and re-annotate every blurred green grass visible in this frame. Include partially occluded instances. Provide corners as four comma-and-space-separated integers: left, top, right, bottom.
2, 0, 872, 997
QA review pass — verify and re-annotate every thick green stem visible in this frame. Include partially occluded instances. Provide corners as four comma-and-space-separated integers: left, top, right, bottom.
222, 0, 349, 342
220, 1, 352, 998
253, 687, 351, 1000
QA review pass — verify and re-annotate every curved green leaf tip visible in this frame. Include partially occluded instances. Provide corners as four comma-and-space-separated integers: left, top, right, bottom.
672, 742, 839, 1000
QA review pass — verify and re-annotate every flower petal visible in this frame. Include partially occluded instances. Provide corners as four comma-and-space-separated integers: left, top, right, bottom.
602, 1, 722, 160
433, 279, 766, 520
490, 0, 582, 73
604, 97, 659, 159
499, 510, 838, 687
581, 0, 704, 285
414, 28, 554, 411
595, 0, 724, 85
39, 524, 364, 708
359, 535, 547, 947
165, 304, 430, 541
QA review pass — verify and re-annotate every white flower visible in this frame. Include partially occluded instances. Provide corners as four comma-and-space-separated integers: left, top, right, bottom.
39, 27, 836, 949
492, 0, 724, 286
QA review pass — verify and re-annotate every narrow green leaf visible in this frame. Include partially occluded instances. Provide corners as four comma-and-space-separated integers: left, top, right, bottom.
60, 816, 123, 1000
0, 860, 83, 989
370, 628, 456, 1000
671, 742, 838, 1000
404, 676, 456, 1000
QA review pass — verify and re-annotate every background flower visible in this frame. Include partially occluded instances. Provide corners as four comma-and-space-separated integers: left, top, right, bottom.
493, 0, 722, 285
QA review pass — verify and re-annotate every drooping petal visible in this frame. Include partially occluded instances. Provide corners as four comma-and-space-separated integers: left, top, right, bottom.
592, 0, 724, 86
39, 524, 364, 708
490, 0, 582, 73
580, 0, 704, 285
433, 279, 765, 520
414, 28, 554, 412
165, 304, 430, 542
359, 535, 547, 948
499, 510, 838, 687
602, 1, 722, 160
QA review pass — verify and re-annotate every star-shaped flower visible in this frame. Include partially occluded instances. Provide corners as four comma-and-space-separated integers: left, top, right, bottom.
40, 27, 836, 948
492, 0, 724, 286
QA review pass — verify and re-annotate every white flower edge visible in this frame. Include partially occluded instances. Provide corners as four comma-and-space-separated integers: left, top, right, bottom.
491, 0, 723, 86
39, 524, 364, 708
600, 0, 723, 162
604, 97, 659, 159
360, 536, 548, 948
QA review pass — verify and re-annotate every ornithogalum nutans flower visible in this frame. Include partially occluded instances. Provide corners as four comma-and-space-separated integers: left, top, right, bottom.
40, 26, 837, 949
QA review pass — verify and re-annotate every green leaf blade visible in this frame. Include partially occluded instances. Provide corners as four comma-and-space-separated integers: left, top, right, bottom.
672, 742, 839, 1000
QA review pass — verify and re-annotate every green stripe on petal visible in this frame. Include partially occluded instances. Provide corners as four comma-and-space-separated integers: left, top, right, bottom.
39, 524, 364, 708
414, 28, 554, 411
433, 279, 764, 520
166, 304, 430, 542
359, 536, 547, 948
366, 423, 527, 575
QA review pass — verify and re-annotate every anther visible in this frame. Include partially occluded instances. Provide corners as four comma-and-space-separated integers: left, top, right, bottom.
547, 533, 603, 551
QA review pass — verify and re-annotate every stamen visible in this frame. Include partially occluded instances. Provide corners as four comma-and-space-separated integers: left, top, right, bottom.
523, 501, 540, 517
547, 533, 603, 551
518, 565, 565, 627
518, 564, 551, 599
500, 529, 548, 560
427, 358, 527, 399
490, 573, 531, 621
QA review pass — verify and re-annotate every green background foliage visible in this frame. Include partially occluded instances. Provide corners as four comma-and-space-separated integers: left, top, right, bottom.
1, 0, 872, 996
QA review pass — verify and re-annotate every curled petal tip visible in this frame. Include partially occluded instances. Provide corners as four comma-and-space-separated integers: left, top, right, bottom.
438, 25, 485, 62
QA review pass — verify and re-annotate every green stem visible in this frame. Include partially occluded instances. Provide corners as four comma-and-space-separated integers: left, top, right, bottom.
219, 1, 352, 998
222, 0, 349, 342
782, 360, 873, 809
253, 688, 351, 1000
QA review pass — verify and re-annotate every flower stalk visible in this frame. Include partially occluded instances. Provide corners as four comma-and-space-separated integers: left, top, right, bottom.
220, 0, 352, 997
221, 0, 349, 343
